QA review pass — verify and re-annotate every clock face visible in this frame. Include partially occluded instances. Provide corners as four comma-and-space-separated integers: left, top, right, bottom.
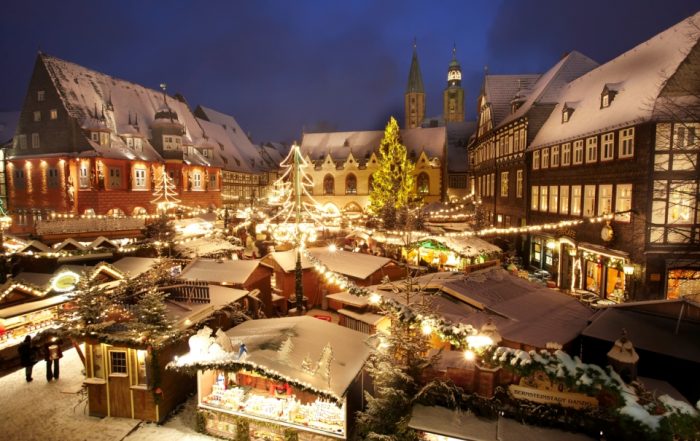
448, 70, 461, 81
601, 224, 614, 242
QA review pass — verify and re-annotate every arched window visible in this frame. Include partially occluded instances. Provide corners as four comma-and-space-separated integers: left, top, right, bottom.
345, 174, 357, 194
417, 173, 430, 195
368, 174, 374, 192
323, 174, 335, 195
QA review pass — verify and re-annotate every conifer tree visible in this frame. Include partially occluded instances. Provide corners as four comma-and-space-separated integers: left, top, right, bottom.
278, 336, 295, 362
369, 117, 416, 225
317, 343, 334, 384
134, 287, 171, 332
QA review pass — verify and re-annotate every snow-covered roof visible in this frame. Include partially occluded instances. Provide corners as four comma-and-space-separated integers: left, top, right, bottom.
110, 257, 158, 278
88, 236, 118, 250
53, 238, 87, 252
195, 106, 269, 172
263, 249, 314, 272
307, 248, 392, 280
223, 316, 371, 398
498, 51, 599, 128
374, 267, 593, 348
13, 272, 54, 289
530, 12, 700, 149
0, 111, 20, 145
412, 235, 502, 257
17, 240, 52, 253
174, 237, 243, 259
482, 74, 540, 128
196, 117, 252, 173
165, 285, 248, 329
300, 126, 446, 164
36, 53, 206, 161
179, 258, 262, 285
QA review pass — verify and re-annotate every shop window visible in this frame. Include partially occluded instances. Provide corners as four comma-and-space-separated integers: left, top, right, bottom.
585, 260, 602, 294
531, 238, 542, 263
345, 173, 357, 194
90, 345, 105, 379
136, 350, 148, 386
667, 269, 700, 299
109, 350, 127, 375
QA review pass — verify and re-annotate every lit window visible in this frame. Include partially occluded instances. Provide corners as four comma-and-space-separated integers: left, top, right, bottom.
323, 174, 334, 195
601, 94, 609, 108
583, 185, 596, 217
50, 109, 58, 120
573, 186, 585, 216
560, 186, 569, 215
109, 168, 121, 188
37, 90, 45, 102
541, 148, 549, 168
79, 165, 90, 188
562, 143, 571, 166
533, 150, 540, 170
540, 185, 548, 212
586, 137, 598, 163
615, 184, 632, 222
601, 132, 614, 161
516, 169, 523, 198
500, 171, 509, 197
531, 186, 539, 211
134, 168, 146, 189
549, 185, 558, 213
573, 140, 583, 165
417, 173, 429, 195
598, 184, 613, 215
91, 132, 100, 142
192, 172, 202, 189
33, 111, 41, 122
551, 146, 560, 167
346, 173, 358, 194
136, 350, 148, 386
619, 127, 635, 158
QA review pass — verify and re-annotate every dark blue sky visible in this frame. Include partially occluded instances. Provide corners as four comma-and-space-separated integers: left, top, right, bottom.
1, 1, 697, 143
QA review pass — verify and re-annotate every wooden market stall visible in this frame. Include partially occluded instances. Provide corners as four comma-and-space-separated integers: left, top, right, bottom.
169, 316, 372, 440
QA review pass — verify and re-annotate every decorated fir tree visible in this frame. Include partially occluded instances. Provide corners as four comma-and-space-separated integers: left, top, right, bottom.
134, 287, 171, 332
368, 117, 416, 226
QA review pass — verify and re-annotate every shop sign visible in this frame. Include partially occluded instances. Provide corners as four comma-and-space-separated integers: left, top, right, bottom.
508, 370, 598, 409
50, 270, 80, 292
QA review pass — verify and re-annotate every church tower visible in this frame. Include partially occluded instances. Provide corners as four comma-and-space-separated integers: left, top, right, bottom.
405, 41, 425, 129
443, 45, 465, 123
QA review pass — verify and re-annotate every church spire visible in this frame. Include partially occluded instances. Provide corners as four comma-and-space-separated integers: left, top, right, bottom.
444, 44, 465, 123
405, 39, 426, 129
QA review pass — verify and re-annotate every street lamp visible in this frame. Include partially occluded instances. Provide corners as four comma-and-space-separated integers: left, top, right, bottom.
623, 263, 635, 301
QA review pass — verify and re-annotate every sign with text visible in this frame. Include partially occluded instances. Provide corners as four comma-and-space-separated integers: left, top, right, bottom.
508, 370, 598, 409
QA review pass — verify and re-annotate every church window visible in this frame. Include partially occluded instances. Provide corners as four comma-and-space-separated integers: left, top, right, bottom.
323, 174, 334, 195
345, 174, 357, 194
417, 173, 429, 195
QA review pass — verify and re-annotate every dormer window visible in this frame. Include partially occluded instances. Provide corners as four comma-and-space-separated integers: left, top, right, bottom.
91, 132, 99, 142
562, 107, 573, 123
601, 84, 620, 109
601, 93, 610, 108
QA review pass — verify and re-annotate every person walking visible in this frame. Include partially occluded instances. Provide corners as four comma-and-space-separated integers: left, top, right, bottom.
43, 336, 63, 381
18, 335, 36, 382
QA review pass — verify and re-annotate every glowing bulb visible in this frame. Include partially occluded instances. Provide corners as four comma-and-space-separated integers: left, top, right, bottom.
369, 293, 382, 305
328, 244, 337, 253
421, 322, 433, 336
464, 350, 475, 361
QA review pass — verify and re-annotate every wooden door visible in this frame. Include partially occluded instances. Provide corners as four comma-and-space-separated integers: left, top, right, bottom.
107, 349, 132, 418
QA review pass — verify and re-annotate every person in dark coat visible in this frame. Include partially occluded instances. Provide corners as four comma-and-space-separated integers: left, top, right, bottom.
43, 337, 63, 381
18, 335, 35, 382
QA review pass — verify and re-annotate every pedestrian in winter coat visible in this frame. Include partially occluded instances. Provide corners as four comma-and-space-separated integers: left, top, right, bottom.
18, 335, 36, 382
43, 337, 63, 381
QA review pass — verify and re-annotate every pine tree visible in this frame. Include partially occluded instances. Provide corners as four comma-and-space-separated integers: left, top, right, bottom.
278, 336, 294, 362
134, 287, 171, 332
62, 270, 112, 330
317, 343, 334, 384
369, 117, 416, 225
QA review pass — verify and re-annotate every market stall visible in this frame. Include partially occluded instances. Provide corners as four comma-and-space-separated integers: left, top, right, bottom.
404, 235, 501, 271
170, 316, 372, 440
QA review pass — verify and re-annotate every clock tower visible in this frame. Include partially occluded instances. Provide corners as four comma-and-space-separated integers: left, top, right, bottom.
443, 45, 465, 123
405, 40, 426, 129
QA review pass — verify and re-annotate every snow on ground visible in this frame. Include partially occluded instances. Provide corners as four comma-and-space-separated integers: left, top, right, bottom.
0, 347, 217, 441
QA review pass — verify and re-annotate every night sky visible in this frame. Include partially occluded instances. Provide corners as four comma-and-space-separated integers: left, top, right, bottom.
1, 1, 698, 144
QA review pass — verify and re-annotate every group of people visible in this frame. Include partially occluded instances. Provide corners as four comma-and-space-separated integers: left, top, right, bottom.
17, 334, 64, 383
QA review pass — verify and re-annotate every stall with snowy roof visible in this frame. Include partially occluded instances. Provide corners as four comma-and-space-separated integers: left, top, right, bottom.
80, 281, 249, 423
262, 247, 405, 309
169, 316, 372, 440
404, 235, 502, 272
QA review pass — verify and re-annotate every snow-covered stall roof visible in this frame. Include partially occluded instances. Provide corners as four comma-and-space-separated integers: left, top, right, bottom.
0, 111, 20, 145
111, 257, 158, 278
88, 236, 118, 250
174, 237, 243, 259
17, 240, 52, 253
165, 285, 248, 329
262, 249, 314, 272
530, 12, 700, 149
411, 235, 502, 257
0, 294, 71, 320
374, 267, 593, 348
53, 238, 87, 252
300, 126, 446, 165
307, 248, 392, 280
582, 298, 700, 363
172, 316, 372, 400
179, 259, 261, 285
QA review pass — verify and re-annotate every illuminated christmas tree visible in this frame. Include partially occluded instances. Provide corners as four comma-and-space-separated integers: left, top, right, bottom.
151, 165, 181, 212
